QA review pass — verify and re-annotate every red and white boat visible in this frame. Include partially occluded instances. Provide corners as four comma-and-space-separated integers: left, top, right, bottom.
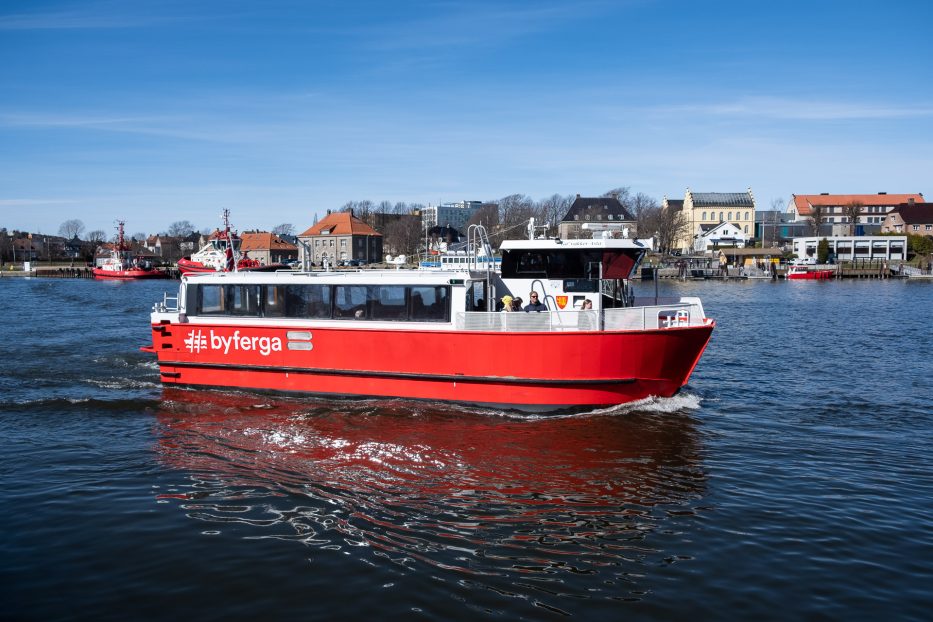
177, 209, 286, 275
786, 265, 834, 280
93, 221, 168, 280
145, 225, 714, 412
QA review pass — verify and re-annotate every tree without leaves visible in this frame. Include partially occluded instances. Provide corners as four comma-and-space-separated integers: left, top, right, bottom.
536, 194, 573, 237
808, 205, 827, 236
654, 204, 689, 254
85, 229, 107, 244
629, 193, 659, 239
167, 220, 195, 238
844, 201, 864, 236
271, 223, 295, 236
58, 219, 85, 239
493, 194, 535, 245
602, 187, 632, 205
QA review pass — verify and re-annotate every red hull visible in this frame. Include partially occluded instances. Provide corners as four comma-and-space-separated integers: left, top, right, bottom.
93, 268, 168, 279
147, 322, 714, 411
786, 269, 834, 280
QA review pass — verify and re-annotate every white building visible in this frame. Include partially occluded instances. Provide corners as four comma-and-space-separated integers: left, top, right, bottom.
693, 221, 748, 253
792, 236, 907, 262
421, 201, 483, 233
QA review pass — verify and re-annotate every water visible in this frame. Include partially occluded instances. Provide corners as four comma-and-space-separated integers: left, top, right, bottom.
1, 277, 931, 620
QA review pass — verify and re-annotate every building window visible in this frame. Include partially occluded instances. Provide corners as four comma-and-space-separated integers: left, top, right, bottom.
728, 212, 732, 221
744, 225, 749, 234
913, 225, 920, 231
926, 225, 932, 231
745, 212, 750, 220
702, 211, 707, 220
719, 212, 724, 222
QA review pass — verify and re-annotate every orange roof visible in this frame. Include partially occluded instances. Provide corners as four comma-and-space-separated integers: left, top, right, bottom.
299, 211, 382, 237
793, 193, 924, 216
239, 232, 298, 252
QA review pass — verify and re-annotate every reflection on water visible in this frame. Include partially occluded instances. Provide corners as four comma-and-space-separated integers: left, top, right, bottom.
154, 388, 707, 612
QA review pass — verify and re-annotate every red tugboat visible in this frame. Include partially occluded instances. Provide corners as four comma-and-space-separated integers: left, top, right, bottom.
93, 221, 168, 280
177, 209, 286, 275
145, 224, 714, 412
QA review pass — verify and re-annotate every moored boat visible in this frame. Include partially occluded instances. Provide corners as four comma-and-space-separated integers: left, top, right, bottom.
786, 265, 834, 280
145, 225, 714, 412
93, 221, 168, 280
178, 209, 288, 275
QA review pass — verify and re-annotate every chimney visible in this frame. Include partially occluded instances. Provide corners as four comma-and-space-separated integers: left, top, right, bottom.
908, 198, 915, 205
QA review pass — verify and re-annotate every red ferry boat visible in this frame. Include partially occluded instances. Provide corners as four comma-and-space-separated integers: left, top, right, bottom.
145, 226, 714, 411
177, 209, 286, 275
93, 221, 168, 280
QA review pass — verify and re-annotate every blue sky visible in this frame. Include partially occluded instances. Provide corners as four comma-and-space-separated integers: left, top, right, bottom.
2, 0, 931, 236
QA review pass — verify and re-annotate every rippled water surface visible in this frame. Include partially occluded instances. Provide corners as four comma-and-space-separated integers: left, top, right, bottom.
1, 277, 932, 620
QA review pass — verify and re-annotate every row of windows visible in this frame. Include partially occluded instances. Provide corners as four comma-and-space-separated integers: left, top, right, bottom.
701, 211, 751, 221
192, 284, 450, 322
572, 214, 623, 221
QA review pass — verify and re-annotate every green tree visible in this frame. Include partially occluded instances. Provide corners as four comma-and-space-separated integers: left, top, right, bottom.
817, 238, 830, 263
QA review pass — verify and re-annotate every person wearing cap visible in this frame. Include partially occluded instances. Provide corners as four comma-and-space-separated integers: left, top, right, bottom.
500, 294, 514, 312
523, 291, 547, 312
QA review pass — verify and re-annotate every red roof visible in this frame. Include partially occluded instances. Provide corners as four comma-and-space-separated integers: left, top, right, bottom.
240, 232, 298, 252
793, 193, 924, 216
299, 212, 381, 237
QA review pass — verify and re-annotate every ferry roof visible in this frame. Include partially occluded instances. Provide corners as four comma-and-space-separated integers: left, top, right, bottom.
182, 269, 472, 286
500, 237, 651, 251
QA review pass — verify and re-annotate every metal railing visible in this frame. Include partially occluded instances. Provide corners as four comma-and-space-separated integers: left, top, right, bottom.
153, 293, 178, 313
455, 302, 705, 332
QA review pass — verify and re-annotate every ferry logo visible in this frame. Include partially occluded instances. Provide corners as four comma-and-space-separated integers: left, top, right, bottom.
184, 329, 283, 357
556, 295, 568, 309
184, 330, 209, 353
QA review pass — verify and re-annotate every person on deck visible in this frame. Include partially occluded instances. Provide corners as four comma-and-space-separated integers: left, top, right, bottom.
523, 291, 547, 312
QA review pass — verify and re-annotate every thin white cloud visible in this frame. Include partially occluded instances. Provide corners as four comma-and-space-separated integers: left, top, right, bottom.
0, 198, 80, 206
658, 97, 933, 121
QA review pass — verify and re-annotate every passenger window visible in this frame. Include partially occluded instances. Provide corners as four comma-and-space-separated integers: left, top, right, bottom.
263, 285, 286, 317
410, 286, 449, 321
286, 285, 332, 319
369, 286, 407, 320
334, 285, 368, 319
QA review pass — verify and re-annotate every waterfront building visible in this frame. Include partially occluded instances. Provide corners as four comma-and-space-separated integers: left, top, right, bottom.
240, 231, 298, 265
671, 189, 756, 252
792, 236, 907, 262
298, 211, 383, 266
558, 195, 635, 239
693, 221, 748, 253
421, 201, 484, 234
882, 202, 933, 236
787, 192, 924, 227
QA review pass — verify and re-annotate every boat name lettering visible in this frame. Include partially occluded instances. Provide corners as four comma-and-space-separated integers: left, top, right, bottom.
184, 329, 283, 356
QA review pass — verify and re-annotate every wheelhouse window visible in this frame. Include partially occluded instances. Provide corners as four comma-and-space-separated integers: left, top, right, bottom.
226, 285, 260, 316
501, 249, 640, 280
198, 284, 226, 315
